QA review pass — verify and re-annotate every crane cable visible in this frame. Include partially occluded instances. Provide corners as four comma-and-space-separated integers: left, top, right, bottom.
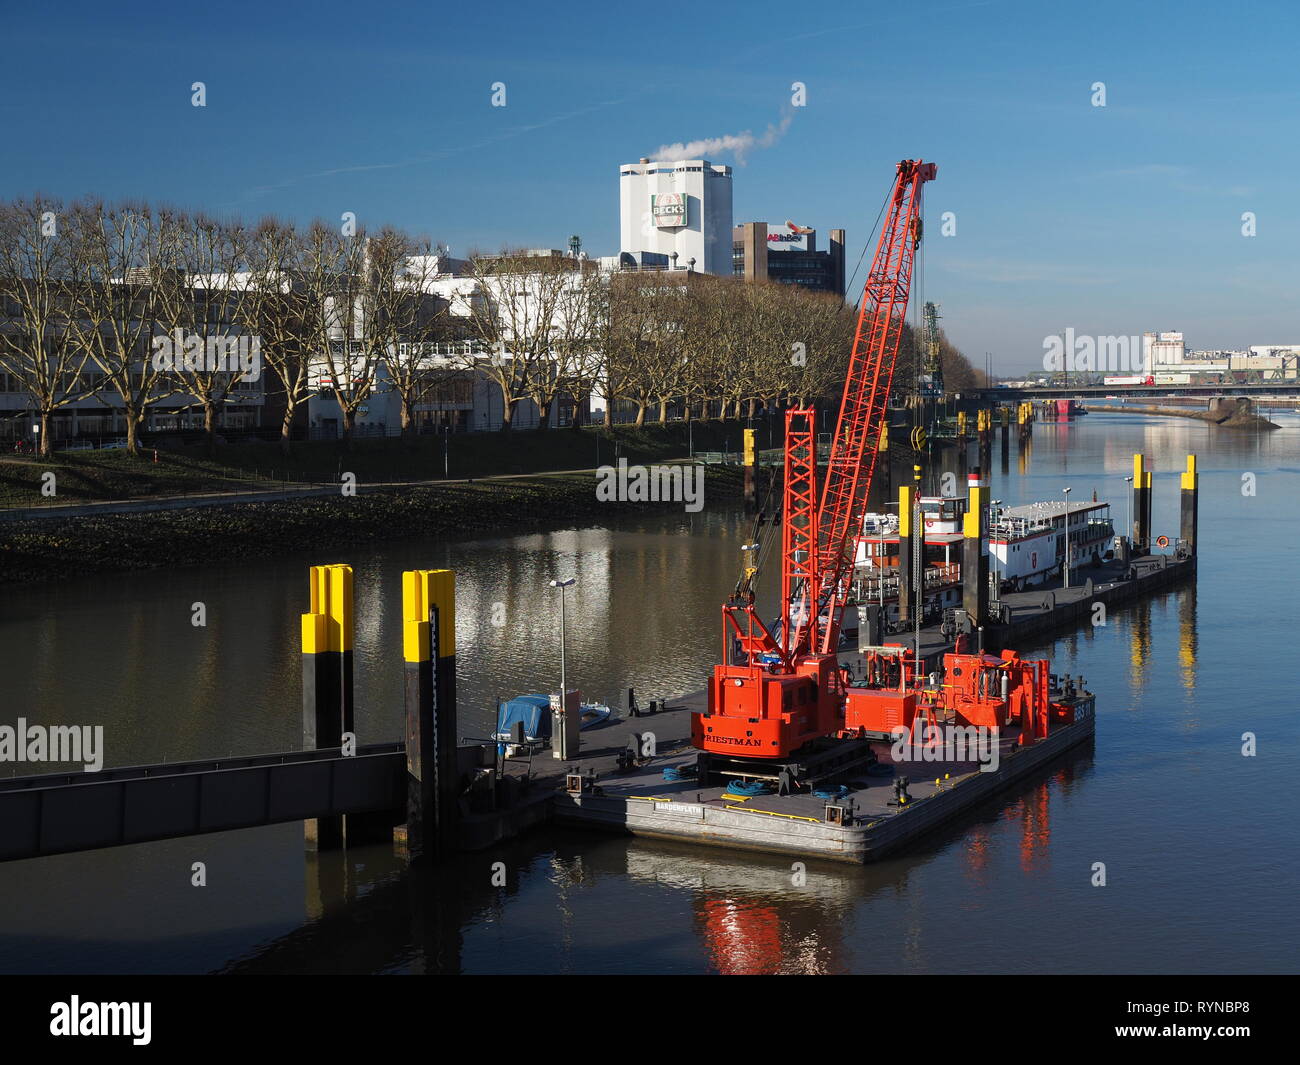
843, 182, 894, 307
741, 169, 909, 605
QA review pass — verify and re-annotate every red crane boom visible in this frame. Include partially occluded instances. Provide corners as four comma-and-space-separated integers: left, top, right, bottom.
812, 158, 935, 654
694, 159, 935, 762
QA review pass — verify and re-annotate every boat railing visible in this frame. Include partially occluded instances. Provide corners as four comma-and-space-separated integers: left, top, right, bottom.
990, 515, 1053, 539
857, 561, 960, 600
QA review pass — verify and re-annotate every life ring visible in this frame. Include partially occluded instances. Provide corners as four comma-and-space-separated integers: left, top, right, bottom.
1155, 535, 1169, 548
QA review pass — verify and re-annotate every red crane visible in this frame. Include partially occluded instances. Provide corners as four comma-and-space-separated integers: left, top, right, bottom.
693, 159, 936, 763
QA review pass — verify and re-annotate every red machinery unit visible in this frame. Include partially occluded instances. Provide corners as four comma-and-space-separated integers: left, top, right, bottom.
844, 649, 1088, 746
694, 160, 936, 762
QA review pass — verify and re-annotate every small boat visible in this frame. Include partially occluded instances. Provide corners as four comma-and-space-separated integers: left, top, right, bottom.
493, 693, 615, 746
579, 702, 614, 730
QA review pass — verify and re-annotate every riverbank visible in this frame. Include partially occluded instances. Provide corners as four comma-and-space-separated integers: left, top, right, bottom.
0, 466, 750, 585
0, 420, 761, 510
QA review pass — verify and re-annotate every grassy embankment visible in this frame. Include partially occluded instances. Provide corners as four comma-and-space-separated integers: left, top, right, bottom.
0, 423, 757, 584
0, 420, 759, 508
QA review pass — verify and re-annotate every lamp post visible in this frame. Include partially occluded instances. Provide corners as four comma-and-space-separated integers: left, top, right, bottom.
549, 578, 575, 701
1061, 487, 1073, 588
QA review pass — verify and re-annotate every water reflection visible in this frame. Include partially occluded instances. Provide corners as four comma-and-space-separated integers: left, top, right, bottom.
4, 412, 1300, 973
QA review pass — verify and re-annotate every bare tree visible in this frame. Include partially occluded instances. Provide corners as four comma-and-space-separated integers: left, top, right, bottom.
0, 197, 102, 455
246, 219, 313, 455
385, 249, 462, 440
65, 201, 175, 456
460, 249, 592, 431
151, 211, 260, 452
300, 222, 415, 445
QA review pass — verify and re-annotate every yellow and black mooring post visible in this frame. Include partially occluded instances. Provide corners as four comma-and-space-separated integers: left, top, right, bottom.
897, 477, 919, 625
1132, 454, 1153, 552
880, 422, 891, 493
999, 406, 1010, 468
403, 569, 458, 864
963, 471, 988, 629
1180, 454, 1198, 556
978, 409, 993, 476
302, 563, 354, 850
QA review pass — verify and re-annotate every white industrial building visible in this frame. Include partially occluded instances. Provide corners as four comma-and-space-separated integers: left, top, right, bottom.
1141, 331, 1299, 382
618, 158, 733, 275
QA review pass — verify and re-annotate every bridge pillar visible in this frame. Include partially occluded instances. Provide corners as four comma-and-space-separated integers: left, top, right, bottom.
302, 563, 354, 851
1180, 454, 1198, 556
404, 569, 459, 864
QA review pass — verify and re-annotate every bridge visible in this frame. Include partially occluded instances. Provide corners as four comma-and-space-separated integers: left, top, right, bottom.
971, 382, 1300, 402
0, 743, 405, 863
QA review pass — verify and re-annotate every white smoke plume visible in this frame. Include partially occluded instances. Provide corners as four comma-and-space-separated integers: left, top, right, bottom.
651, 113, 793, 165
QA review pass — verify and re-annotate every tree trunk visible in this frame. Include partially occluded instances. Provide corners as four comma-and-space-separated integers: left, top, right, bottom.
204, 401, 218, 456
634, 402, 646, 428
125, 410, 141, 457
603, 404, 613, 429
279, 407, 294, 456
536, 397, 552, 430
499, 394, 515, 432
38, 409, 51, 457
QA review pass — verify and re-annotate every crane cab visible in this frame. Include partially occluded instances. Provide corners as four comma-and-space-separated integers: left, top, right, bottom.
693, 654, 844, 759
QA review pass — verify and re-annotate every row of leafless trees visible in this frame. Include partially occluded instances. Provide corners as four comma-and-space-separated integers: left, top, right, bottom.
0, 198, 980, 456
0, 197, 449, 454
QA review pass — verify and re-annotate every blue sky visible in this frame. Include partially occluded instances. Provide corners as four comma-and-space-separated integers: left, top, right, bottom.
2, 0, 1297, 372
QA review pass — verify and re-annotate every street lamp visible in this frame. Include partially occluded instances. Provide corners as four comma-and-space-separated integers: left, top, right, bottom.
549, 578, 575, 702
1061, 487, 1073, 588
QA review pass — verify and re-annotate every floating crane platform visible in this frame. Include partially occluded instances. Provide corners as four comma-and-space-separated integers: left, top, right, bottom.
545, 683, 1093, 865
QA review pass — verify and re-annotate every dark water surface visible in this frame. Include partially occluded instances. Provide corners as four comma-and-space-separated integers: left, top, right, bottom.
2, 412, 1298, 973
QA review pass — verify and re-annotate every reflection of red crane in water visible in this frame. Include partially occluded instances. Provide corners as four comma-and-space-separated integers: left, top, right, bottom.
698, 900, 785, 975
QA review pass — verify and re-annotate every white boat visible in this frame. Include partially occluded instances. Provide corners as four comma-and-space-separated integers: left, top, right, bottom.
852, 493, 1116, 623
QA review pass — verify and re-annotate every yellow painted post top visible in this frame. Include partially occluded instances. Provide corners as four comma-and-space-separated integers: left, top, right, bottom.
1181, 454, 1198, 490
301, 612, 328, 655
957, 411, 967, 435
742, 428, 756, 466
880, 424, 889, 450
899, 485, 913, 537
1133, 453, 1146, 480
301, 563, 353, 653
403, 569, 456, 663
964, 485, 985, 538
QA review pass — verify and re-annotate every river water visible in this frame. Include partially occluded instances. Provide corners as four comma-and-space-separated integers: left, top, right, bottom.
2, 411, 1297, 973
